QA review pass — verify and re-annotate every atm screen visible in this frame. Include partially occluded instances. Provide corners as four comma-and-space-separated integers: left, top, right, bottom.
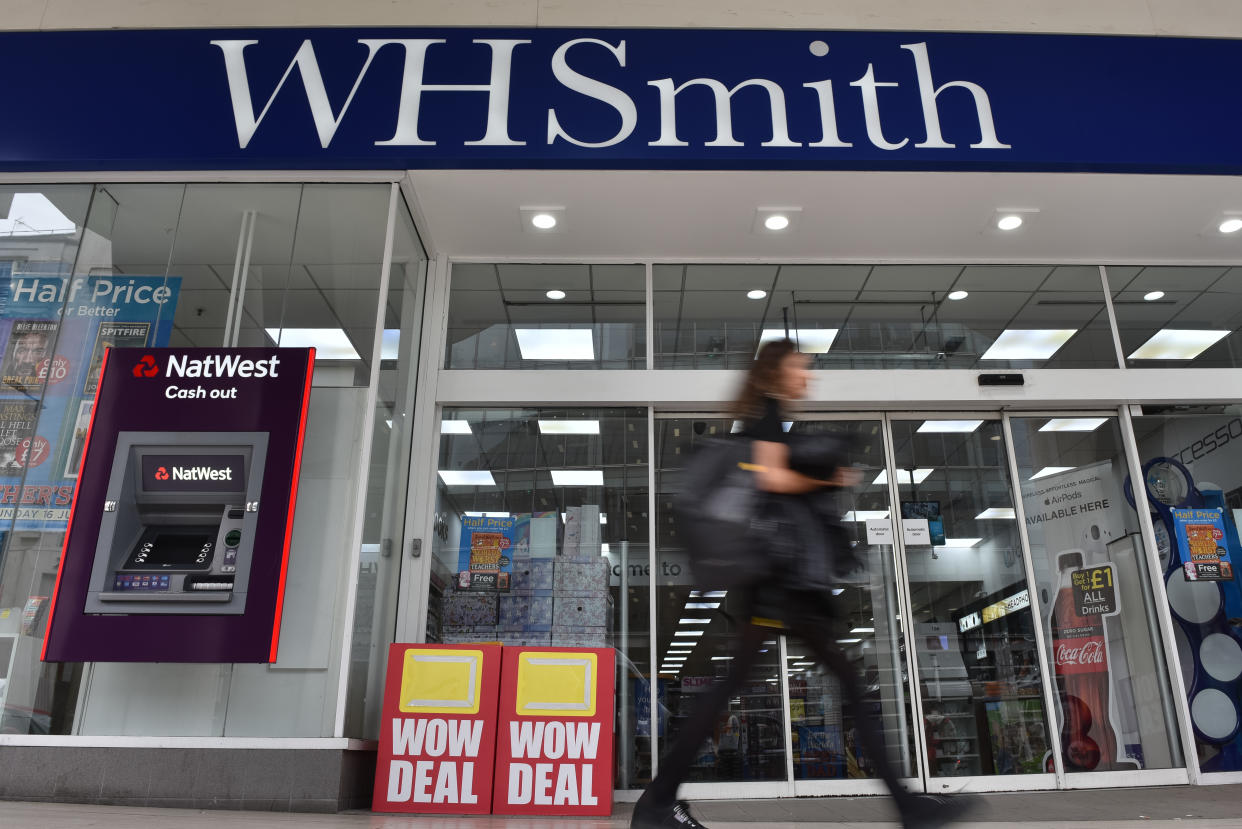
123, 526, 216, 571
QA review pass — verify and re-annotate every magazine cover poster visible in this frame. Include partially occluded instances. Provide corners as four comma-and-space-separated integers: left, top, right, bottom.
0, 319, 60, 394
84, 321, 150, 395
0, 400, 40, 476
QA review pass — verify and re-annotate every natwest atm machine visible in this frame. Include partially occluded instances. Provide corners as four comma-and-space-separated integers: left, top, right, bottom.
84, 431, 267, 615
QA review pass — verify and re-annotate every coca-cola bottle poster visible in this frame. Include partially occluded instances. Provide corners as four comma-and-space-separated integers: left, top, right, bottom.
1021, 461, 1138, 771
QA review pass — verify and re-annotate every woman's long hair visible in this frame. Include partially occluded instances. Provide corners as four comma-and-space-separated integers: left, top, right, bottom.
734, 337, 798, 423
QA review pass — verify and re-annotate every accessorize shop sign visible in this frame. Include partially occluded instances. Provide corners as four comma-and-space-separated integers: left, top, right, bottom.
0, 28, 1240, 172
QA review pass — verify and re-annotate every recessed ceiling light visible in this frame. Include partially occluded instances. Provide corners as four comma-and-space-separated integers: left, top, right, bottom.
917, 420, 983, 433
514, 329, 594, 360
550, 469, 604, 486
438, 470, 496, 486
981, 329, 1077, 361
1143, 290, 1165, 301
850, 627, 875, 634
1040, 418, 1107, 432
747, 289, 767, 300
266, 328, 360, 361
679, 618, 711, 624
792, 661, 816, 666
975, 508, 1016, 520
538, 420, 600, 435
531, 213, 557, 229
997, 214, 1023, 231
873, 468, 935, 486
546, 289, 566, 300
836, 638, 862, 644
441, 420, 472, 435
1129, 329, 1230, 360
1219, 218, 1242, 234
948, 290, 969, 300
711, 656, 734, 661
764, 214, 790, 231
701, 591, 728, 598
844, 510, 890, 522
685, 602, 720, 610
674, 630, 704, 637
1031, 466, 1076, 480
759, 328, 838, 353
755, 207, 802, 233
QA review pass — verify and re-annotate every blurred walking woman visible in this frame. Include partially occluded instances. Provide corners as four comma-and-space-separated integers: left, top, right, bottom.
630, 338, 976, 829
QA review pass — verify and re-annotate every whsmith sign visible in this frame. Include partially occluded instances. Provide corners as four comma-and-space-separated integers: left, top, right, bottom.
1, 28, 1241, 172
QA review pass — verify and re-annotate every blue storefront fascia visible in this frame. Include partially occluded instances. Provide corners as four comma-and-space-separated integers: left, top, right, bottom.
0, 27, 1238, 174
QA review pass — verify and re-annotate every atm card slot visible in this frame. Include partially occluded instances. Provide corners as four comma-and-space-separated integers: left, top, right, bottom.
183, 574, 235, 593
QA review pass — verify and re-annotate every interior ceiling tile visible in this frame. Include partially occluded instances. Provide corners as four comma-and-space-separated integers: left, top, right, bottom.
499, 263, 591, 290
1125, 265, 1228, 291
957, 265, 1053, 290
775, 265, 873, 291
171, 287, 232, 328
683, 264, 779, 290
320, 290, 383, 327
863, 265, 964, 291
265, 289, 337, 327
302, 263, 379, 291
1042, 265, 1104, 290
450, 263, 500, 290
408, 170, 1242, 264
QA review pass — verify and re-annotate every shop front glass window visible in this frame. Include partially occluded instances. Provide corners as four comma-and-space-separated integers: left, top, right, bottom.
1010, 415, 1183, 774
1111, 267, 1242, 369
0, 183, 405, 738
445, 264, 645, 369
654, 265, 1116, 370
1131, 408, 1242, 772
425, 407, 650, 788
891, 418, 1053, 777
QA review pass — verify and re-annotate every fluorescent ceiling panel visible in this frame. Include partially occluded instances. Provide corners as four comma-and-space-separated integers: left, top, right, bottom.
836, 638, 862, 644
702, 591, 728, 598
441, 420, 472, 434
944, 538, 983, 548
266, 328, 360, 360
438, 470, 496, 486
1040, 418, 1107, 432
917, 420, 983, 433
980, 329, 1077, 360
851, 627, 875, 634
550, 469, 604, 486
711, 656, 734, 661
464, 511, 510, 518
975, 507, 1016, 520
844, 510, 890, 522
538, 419, 601, 435
674, 630, 705, 637
515, 328, 594, 360
759, 328, 838, 353
1129, 329, 1230, 360
873, 468, 934, 485
685, 602, 720, 610
679, 618, 711, 624
1031, 466, 1076, 480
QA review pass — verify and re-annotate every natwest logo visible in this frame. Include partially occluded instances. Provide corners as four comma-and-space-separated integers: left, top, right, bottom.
161, 465, 234, 482
132, 355, 160, 378
167, 353, 280, 379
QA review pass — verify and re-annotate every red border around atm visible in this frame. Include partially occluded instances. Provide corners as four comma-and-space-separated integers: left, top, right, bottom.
268, 347, 315, 662
41, 347, 111, 661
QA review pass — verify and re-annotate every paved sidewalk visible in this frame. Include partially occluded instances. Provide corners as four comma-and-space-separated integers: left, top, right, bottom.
3, 786, 1242, 828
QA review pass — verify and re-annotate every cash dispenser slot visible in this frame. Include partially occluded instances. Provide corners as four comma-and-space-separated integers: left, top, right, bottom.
85, 431, 268, 616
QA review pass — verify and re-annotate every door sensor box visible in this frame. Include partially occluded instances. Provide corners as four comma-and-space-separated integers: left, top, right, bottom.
84, 431, 267, 615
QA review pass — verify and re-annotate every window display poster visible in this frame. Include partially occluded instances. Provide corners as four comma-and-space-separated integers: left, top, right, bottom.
457, 515, 522, 593
1172, 507, 1233, 581
0, 264, 180, 530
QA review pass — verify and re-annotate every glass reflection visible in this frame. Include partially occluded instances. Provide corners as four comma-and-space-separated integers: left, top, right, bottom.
890, 418, 1052, 776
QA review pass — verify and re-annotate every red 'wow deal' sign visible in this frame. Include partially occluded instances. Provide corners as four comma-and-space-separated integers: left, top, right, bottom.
373, 643, 502, 813
492, 647, 615, 816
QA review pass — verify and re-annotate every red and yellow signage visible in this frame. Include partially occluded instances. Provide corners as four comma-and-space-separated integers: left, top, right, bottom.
492, 647, 615, 816
373, 643, 502, 814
